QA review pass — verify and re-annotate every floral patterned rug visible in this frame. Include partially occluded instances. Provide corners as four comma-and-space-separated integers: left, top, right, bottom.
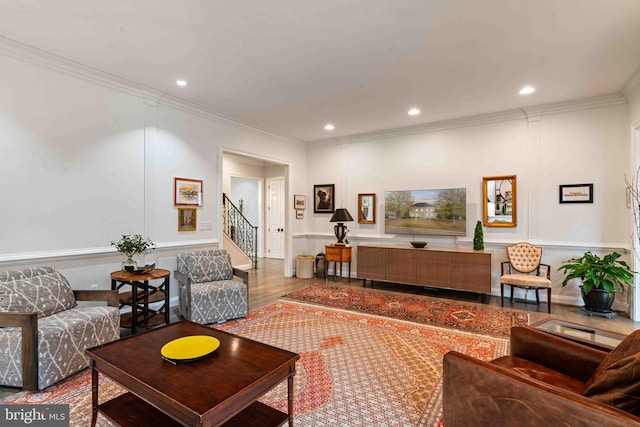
283, 284, 529, 337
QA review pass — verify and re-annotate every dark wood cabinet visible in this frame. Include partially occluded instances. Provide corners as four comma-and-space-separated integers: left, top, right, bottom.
357, 244, 491, 297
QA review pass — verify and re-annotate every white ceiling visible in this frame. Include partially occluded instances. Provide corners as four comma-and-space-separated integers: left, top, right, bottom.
1, 0, 639, 142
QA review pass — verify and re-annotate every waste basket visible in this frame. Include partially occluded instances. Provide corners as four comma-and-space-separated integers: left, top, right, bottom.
296, 255, 315, 279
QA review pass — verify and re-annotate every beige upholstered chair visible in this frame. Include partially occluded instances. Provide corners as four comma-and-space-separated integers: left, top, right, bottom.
500, 242, 552, 313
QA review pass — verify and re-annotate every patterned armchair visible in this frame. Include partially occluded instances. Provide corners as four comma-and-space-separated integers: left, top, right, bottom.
174, 250, 249, 324
0, 267, 120, 390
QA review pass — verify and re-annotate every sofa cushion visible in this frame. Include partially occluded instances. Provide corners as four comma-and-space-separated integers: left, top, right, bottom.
178, 250, 233, 283
0, 271, 76, 317
491, 355, 586, 394
0, 267, 56, 283
583, 330, 640, 415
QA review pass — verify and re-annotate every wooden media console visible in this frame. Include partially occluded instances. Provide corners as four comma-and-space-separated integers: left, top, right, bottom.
357, 244, 491, 300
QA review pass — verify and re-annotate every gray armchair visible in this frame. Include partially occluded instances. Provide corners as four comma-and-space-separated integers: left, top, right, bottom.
0, 267, 120, 390
174, 250, 249, 324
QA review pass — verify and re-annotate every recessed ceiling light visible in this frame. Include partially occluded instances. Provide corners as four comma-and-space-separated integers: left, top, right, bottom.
408, 108, 421, 116
324, 124, 335, 131
519, 86, 535, 95
176, 80, 187, 87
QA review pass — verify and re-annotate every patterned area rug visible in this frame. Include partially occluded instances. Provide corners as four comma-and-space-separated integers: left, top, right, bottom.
0, 298, 517, 426
283, 284, 529, 337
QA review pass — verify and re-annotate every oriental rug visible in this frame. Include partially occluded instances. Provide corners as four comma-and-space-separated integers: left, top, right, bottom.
0, 300, 512, 426
283, 284, 529, 337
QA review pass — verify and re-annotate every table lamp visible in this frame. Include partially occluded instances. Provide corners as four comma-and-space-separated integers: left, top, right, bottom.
330, 208, 354, 245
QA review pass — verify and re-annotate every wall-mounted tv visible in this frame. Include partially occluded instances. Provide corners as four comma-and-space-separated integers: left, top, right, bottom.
384, 188, 467, 236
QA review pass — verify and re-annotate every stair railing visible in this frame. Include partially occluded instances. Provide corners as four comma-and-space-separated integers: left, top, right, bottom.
222, 193, 258, 269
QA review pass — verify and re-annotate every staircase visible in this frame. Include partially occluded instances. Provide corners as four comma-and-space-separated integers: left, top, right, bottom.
222, 193, 258, 269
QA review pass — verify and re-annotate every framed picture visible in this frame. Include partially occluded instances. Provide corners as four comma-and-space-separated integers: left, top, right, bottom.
559, 184, 593, 204
296, 210, 304, 219
174, 177, 203, 206
178, 208, 197, 231
314, 184, 335, 213
294, 194, 306, 210
358, 193, 376, 224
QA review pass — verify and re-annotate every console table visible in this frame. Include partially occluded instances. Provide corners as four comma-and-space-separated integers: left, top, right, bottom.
357, 244, 491, 300
110, 269, 170, 334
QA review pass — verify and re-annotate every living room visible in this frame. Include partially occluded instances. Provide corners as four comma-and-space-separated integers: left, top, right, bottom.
1, 1, 640, 425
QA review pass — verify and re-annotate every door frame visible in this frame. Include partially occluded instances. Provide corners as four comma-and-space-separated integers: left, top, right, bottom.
219, 148, 292, 276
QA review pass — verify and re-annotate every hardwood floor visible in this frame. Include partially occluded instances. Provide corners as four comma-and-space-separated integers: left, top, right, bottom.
2, 257, 638, 400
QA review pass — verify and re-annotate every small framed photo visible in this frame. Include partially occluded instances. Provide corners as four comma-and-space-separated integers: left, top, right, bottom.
178, 208, 197, 231
314, 184, 335, 213
296, 210, 304, 219
559, 184, 593, 204
358, 193, 376, 224
174, 177, 203, 206
294, 194, 306, 210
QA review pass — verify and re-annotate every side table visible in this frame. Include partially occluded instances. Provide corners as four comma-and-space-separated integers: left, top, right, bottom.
533, 318, 626, 351
325, 245, 352, 281
110, 269, 170, 334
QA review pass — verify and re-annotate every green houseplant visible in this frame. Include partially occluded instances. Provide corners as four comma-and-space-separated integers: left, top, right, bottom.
473, 220, 484, 250
557, 251, 634, 314
111, 234, 155, 272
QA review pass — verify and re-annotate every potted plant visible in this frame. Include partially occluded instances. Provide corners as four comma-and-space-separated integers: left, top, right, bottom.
557, 251, 635, 314
473, 220, 484, 250
111, 234, 155, 272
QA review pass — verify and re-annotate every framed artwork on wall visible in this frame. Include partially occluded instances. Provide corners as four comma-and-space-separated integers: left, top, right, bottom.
358, 193, 376, 224
178, 208, 197, 231
294, 194, 306, 210
296, 210, 304, 219
559, 184, 593, 204
314, 184, 335, 213
174, 177, 203, 206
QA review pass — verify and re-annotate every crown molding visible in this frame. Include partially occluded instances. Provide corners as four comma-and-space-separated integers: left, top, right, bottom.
623, 68, 640, 101
0, 36, 301, 145
311, 93, 627, 146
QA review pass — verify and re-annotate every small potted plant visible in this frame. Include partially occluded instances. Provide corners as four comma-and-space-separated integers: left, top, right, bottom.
111, 234, 155, 272
557, 251, 635, 314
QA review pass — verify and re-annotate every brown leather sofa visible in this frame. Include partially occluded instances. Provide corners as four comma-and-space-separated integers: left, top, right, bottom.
443, 326, 640, 426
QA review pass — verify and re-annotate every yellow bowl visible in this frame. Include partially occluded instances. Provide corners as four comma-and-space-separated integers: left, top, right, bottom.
161, 335, 220, 361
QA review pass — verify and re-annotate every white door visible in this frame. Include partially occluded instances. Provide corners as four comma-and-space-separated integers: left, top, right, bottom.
267, 177, 285, 259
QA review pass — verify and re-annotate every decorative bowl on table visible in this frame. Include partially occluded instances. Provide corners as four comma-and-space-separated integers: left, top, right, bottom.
410, 241, 428, 248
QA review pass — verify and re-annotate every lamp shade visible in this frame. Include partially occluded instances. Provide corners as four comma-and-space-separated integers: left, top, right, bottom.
330, 208, 354, 223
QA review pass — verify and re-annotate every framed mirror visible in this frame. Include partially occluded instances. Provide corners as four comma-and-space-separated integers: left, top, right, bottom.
483, 175, 517, 227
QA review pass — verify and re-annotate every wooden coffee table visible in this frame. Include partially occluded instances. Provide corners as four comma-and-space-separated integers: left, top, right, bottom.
86, 321, 299, 426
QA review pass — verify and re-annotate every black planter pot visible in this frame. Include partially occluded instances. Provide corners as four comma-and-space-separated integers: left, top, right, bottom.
580, 285, 615, 313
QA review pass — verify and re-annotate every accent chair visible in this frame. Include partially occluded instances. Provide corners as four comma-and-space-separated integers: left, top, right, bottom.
500, 242, 552, 313
174, 249, 249, 324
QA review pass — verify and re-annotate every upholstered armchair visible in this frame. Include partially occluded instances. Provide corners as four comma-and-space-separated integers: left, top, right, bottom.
443, 326, 640, 426
500, 242, 552, 313
174, 249, 249, 324
0, 267, 120, 390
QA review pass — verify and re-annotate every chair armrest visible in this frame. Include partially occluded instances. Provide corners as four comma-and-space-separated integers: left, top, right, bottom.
233, 268, 249, 285
538, 263, 551, 279
0, 312, 38, 390
510, 326, 608, 382
501, 261, 511, 275
73, 290, 119, 307
443, 351, 640, 427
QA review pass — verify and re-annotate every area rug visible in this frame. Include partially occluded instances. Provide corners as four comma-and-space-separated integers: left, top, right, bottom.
0, 300, 509, 426
283, 284, 529, 337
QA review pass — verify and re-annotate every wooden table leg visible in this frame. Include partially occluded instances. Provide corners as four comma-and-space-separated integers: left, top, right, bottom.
91, 362, 98, 427
288, 372, 295, 427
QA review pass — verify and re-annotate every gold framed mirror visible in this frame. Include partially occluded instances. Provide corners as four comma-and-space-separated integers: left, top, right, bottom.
483, 175, 517, 227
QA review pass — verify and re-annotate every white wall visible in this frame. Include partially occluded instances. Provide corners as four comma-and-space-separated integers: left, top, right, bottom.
305, 99, 632, 309
0, 44, 307, 298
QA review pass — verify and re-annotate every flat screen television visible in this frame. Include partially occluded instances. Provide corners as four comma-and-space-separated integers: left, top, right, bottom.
384, 188, 466, 236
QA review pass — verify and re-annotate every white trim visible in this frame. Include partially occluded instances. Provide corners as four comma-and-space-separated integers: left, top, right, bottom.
0, 239, 218, 264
